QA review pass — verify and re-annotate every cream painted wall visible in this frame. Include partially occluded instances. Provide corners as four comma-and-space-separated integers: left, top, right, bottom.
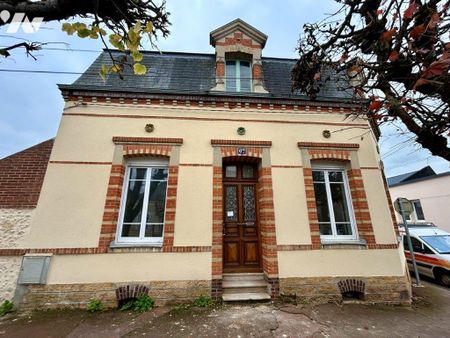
389, 175, 450, 232
361, 170, 397, 244
46, 252, 211, 283
24, 164, 110, 248
278, 249, 405, 277
272, 168, 311, 245
174, 166, 212, 246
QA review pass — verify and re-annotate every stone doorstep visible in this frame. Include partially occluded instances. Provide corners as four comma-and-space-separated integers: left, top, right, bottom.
222, 292, 271, 302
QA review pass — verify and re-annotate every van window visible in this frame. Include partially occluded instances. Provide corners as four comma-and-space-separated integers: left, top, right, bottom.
403, 236, 423, 253
421, 235, 450, 254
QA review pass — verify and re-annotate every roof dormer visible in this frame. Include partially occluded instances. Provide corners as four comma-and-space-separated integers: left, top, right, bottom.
210, 19, 268, 93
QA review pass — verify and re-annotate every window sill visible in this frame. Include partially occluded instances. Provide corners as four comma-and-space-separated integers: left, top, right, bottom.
109, 241, 163, 253
321, 239, 367, 250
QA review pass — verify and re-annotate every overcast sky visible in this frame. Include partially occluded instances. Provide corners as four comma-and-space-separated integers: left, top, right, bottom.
0, 0, 448, 177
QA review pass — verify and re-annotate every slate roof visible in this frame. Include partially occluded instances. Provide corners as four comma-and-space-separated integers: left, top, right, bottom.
387, 166, 443, 187
60, 50, 355, 101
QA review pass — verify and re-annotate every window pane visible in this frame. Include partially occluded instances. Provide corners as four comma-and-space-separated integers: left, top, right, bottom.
145, 224, 164, 237
312, 171, 325, 182
313, 183, 330, 222
319, 223, 332, 235
121, 224, 140, 237
146, 181, 167, 223
226, 61, 236, 91
243, 186, 256, 221
242, 165, 254, 179
328, 171, 343, 182
421, 235, 450, 254
336, 223, 352, 236
123, 179, 145, 223
225, 165, 237, 178
151, 168, 168, 180
129, 168, 146, 180
330, 183, 350, 223
413, 201, 425, 220
225, 186, 238, 221
240, 61, 251, 92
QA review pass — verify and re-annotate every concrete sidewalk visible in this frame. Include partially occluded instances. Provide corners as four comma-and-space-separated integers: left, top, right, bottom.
0, 281, 449, 338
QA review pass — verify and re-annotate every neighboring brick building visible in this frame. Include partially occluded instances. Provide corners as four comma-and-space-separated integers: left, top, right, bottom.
0, 19, 411, 308
0, 139, 53, 303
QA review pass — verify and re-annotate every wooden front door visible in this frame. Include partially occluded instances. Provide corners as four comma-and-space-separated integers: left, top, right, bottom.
222, 162, 262, 272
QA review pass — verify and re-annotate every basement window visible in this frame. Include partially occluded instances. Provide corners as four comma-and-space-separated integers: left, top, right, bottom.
117, 159, 169, 245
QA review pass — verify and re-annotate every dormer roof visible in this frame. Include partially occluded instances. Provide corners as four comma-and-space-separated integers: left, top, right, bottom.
209, 18, 268, 48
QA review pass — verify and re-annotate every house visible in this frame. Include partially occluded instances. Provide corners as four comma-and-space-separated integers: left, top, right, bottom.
388, 166, 450, 232
0, 19, 411, 308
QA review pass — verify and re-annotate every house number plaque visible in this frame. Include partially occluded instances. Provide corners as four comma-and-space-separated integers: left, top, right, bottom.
237, 148, 247, 156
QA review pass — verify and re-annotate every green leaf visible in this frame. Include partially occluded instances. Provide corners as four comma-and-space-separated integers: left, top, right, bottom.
109, 34, 125, 50
61, 23, 75, 35
144, 22, 153, 33
110, 64, 122, 73
133, 63, 147, 75
132, 51, 143, 62
77, 28, 91, 38
99, 64, 109, 81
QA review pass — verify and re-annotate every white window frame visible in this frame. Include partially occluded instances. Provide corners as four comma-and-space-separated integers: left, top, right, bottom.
225, 59, 252, 92
116, 158, 169, 245
312, 165, 358, 242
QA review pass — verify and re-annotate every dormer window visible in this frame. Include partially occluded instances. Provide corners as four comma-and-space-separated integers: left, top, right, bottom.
225, 60, 252, 92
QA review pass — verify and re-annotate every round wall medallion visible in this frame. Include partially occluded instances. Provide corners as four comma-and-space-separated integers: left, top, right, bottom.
237, 127, 246, 135
322, 130, 331, 138
145, 123, 155, 133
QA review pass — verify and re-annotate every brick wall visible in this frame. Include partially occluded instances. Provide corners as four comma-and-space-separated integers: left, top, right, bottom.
0, 139, 53, 208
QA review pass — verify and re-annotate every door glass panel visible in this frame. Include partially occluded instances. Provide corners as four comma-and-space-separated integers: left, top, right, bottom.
146, 181, 167, 223
312, 171, 325, 182
243, 186, 256, 221
225, 186, 238, 221
242, 165, 254, 179
313, 182, 330, 222
225, 165, 237, 178
123, 180, 145, 223
330, 183, 350, 223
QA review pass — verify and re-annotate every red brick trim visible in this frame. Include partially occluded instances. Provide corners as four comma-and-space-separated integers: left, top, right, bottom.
211, 166, 223, 280
272, 165, 303, 169
308, 149, 351, 161
211, 140, 272, 146
162, 165, 178, 251
298, 142, 360, 149
277, 245, 313, 251
63, 113, 368, 128
179, 163, 213, 167
220, 147, 263, 158
123, 144, 172, 157
112, 136, 183, 145
49, 161, 112, 165
258, 167, 279, 278
0, 246, 212, 256
347, 169, 376, 246
360, 166, 381, 170
381, 170, 400, 236
303, 168, 322, 249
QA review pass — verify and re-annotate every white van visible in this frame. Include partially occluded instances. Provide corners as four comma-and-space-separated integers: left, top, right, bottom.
400, 224, 450, 286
